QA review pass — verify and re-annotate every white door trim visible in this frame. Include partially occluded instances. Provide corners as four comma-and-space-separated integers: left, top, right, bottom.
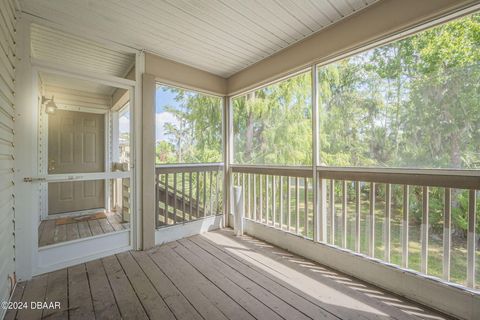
15, 17, 141, 278
35, 230, 131, 275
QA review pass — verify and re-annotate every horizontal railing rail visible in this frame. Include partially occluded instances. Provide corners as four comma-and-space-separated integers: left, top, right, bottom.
317, 167, 480, 189
230, 165, 479, 291
155, 163, 224, 227
231, 164, 312, 177
156, 163, 224, 174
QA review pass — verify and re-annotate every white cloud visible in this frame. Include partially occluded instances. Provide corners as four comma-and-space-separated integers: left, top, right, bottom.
156, 112, 178, 142
116, 112, 178, 142
119, 115, 130, 133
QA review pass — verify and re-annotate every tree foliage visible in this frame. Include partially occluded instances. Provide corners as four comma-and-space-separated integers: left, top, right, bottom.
156, 14, 480, 234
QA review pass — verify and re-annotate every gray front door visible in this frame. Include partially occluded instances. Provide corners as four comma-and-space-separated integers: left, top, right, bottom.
48, 110, 105, 214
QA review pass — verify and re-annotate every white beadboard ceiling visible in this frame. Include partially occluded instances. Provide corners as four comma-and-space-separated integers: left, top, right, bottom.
21, 0, 378, 77
39, 72, 115, 96
31, 24, 135, 78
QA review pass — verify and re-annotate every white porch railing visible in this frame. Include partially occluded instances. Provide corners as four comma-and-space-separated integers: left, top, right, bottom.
155, 163, 224, 227
231, 165, 479, 290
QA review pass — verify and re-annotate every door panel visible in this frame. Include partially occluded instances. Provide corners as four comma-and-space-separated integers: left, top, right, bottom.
48, 180, 105, 214
48, 110, 105, 214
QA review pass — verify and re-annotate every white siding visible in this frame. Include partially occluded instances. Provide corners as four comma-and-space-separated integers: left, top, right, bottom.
0, 0, 17, 317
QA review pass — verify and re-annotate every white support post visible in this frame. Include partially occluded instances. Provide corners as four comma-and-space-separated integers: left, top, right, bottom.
14, 17, 36, 280
134, 50, 145, 250
329, 179, 335, 244
355, 181, 361, 253
402, 185, 409, 269
466, 189, 476, 288
443, 188, 451, 281
384, 184, 391, 263
368, 182, 375, 257
141, 73, 156, 250
312, 65, 320, 243
223, 96, 233, 228
421, 186, 429, 274
319, 178, 327, 243
233, 186, 244, 236
342, 181, 347, 248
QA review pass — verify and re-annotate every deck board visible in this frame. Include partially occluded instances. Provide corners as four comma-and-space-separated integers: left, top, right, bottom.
102, 255, 149, 319
4, 282, 26, 320
42, 269, 68, 320
116, 252, 175, 320
170, 241, 284, 320
85, 259, 121, 320
38, 212, 129, 247
7, 229, 452, 320
16, 274, 48, 320
130, 250, 203, 320
67, 264, 95, 320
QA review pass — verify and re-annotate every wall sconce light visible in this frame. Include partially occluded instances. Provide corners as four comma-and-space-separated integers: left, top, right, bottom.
42, 95, 58, 114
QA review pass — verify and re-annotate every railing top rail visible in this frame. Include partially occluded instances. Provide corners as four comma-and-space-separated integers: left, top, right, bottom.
231, 165, 312, 178
317, 167, 480, 189
156, 163, 224, 174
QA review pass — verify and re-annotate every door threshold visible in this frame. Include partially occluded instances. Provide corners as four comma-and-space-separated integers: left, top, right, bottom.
44, 208, 106, 220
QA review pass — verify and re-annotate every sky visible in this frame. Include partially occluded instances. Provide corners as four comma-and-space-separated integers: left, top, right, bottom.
118, 87, 180, 142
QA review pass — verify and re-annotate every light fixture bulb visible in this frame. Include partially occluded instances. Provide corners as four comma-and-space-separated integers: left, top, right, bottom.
44, 96, 58, 114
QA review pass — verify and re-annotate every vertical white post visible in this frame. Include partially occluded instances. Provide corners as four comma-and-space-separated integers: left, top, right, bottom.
253, 174, 257, 221
421, 186, 429, 274
279, 176, 284, 230
223, 96, 233, 228
266, 175, 270, 225
142, 73, 156, 249
259, 175, 263, 223
287, 177, 291, 231
342, 181, 347, 248
443, 188, 451, 281
329, 179, 335, 244
233, 186, 244, 236
385, 184, 391, 263
355, 181, 361, 253
369, 182, 375, 257
296, 177, 300, 234
312, 65, 320, 243
467, 189, 476, 288
272, 176, 276, 227
14, 18, 36, 280
320, 178, 327, 242
402, 185, 409, 268
134, 50, 145, 250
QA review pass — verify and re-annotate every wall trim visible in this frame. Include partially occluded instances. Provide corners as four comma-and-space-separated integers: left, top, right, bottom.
243, 219, 480, 320
35, 230, 131, 275
145, 53, 227, 96
155, 215, 223, 246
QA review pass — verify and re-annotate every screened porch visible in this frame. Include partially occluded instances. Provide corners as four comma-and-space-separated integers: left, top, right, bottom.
3, 1, 480, 320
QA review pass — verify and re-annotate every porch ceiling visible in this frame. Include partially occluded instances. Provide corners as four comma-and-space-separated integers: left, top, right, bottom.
19, 0, 378, 77
39, 72, 116, 96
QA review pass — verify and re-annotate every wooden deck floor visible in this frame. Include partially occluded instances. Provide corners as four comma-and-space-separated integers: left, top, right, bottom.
10, 229, 450, 320
38, 212, 129, 247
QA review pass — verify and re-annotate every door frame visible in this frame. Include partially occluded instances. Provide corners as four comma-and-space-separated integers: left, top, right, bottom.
14, 17, 144, 279
39, 107, 112, 219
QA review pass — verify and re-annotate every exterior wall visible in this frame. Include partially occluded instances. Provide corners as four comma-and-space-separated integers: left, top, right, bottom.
145, 53, 227, 96
0, 0, 18, 317
227, 0, 479, 95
